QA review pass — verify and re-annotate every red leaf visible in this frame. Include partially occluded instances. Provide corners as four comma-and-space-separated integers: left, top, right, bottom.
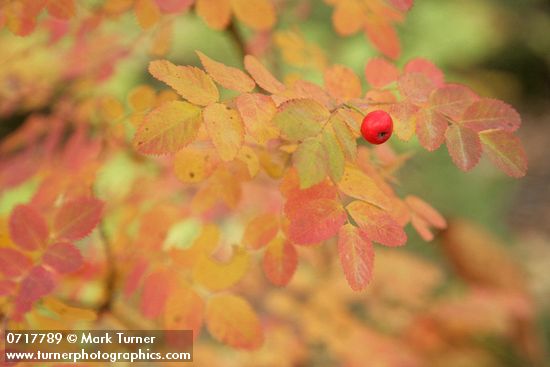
15, 266, 56, 315
415, 109, 448, 151
140, 270, 173, 319
124, 258, 149, 297
479, 129, 527, 178
389, 0, 414, 12
445, 124, 482, 171
9, 204, 49, 251
461, 99, 521, 132
0, 248, 33, 278
404, 58, 444, 88
53, 197, 104, 241
347, 201, 407, 247
43, 242, 83, 274
338, 224, 374, 291
0, 279, 17, 296
399, 72, 435, 104
364, 57, 400, 88
263, 236, 298, 286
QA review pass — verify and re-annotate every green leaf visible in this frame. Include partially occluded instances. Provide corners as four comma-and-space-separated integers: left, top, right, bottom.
293, 138, 328, 189
273, 99, 330, 141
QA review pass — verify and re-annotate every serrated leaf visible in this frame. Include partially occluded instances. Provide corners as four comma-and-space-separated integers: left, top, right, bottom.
405, 195, 447, 229
389, 102, 418, 141
286, 197, 346, 245
445, 124, 482, 171
140, 270, 173, 319
293, 138, 328, 189
135, 0, 160, 29
195, 0, 231, 30
337, 165, 391, 210
197, 51, 255, 92
461, 99, 521, 132
15, 266, 56, 315
206, 294, 264, 349
364, 57, 399, 88
322, 127, 345, 182
42, 242, 83, 274
479, 129, 527, 177
0, 248, 33, 278
324, 64, 362, 102
53, 197, 104, 241
244, 55, 285, 94
404, 58, 444, 88
338, 223, 374, 291
230, 0, 275, 30
164, 286, 204, 340
263, 236, 298, 287
347, 200, 407, 246
273, 99, 330, 142
149, 60, 218, 106
8, 204, 49, 251
134, 101, 202, 155
330, 112, 357, 159
236, 93, 278, 145
192, 247, 250, 291
430, 84, 478, 119
242, 213, 279, 250
399, 72, 435, 104
203, 103, 244, 161
415, 109, 448, 151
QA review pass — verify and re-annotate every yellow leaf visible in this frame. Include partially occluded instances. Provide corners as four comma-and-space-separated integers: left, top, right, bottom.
337, 164, 391, 209
42, 297, 97, 322
149, 60, 219, 106
196, 0, 231, 30
242, 213, 279, 250
273, 99, 330, 142
244, 55, 285, 94
150, 19, 173, 57
192, 247, 250, 291
99, 95, 124, 121
164, 286, 204, 339
203, 103, 244, 161
230, 0, 275, 31
128, 85, 156, 111
133, 101, 202, 154
237, 146, 260, 178
322, 126, 345, 182
173, 147, 210, 183
323, 64, 362, 102
235, 93, 278, 145
293, 138, 328, 189
206, 294, 264, 349
196, 51, 255, 93
170, 224, 220, 267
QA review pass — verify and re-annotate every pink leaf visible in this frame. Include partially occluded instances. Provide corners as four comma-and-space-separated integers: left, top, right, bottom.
154, 0, 194, 13
364, 58, 400, 88
399, 72, 435, 104
53, 197, 104, 241
461, 99, 521, 132
15, 266, 56, 315
0, 248, 33, 278
9, 204, 49, 251
445, 124, 482, 171
338, 224, 374, 291
43, 242, 83, 274
404, 58, 444, 88
430, 84, 479, 119
415, 109, 448, 151
347, 201, 407, 247
479, 130, 527, 178
140, 270, 173, 319
389, 0, 414, 12
0, 279, 17, 296
263, 237, 298, 286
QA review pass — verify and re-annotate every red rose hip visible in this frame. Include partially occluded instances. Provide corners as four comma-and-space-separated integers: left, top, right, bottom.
361, 110, 393, 144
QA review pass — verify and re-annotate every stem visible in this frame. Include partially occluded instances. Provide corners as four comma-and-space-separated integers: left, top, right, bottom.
97, 221, 116, 315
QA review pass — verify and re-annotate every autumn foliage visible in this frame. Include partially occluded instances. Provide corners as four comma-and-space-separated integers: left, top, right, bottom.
0, 0, 540, 365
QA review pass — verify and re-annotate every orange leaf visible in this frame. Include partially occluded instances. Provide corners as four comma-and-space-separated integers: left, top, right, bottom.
405, 195, 446, 229
135, 0, 160, 29
236, 93, 278, 145
0, 248, 33, 278
195, 0, 231, 30
230, 0, 275, 31
389, 102, 418, 141
479, 129, 527, 178
242, 213, 279, 250
338, 223, 374, 291
244, 55, 285, 94
430, 84, 478, 119
445, 124, 482, 171
332, 0, 365, 36
206, 294, 264, 349
53, 197, 104, 241
203, 103, 244, 161
164, 286, 204, 340
197, 51, 255, 92
263, 236, 298, 286
173, 147, 209, 183
149, 60, 218, 106
46, 0, 75, 20
324, 64, 362, 102
404, 58, 444, 88
140, 270, 174, 319
365, 57, 400, 88
128, 85, 156, 111
8, 204, 49, 251
364, 16, 400, 59
347, 200, 407, 246
133, 100, 202, 155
